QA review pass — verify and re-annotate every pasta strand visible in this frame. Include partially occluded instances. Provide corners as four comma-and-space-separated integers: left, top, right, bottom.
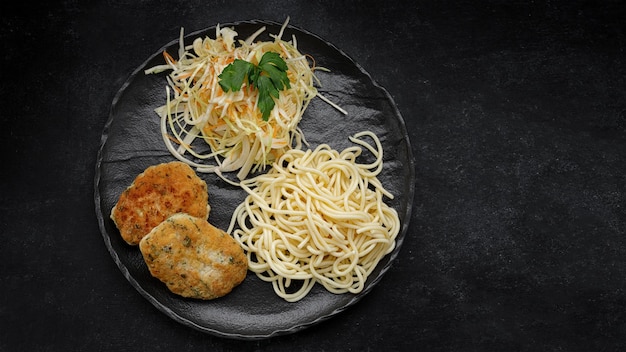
228, 131, 400, 302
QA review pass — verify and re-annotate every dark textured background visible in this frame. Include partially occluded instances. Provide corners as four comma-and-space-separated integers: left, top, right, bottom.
1, 0, 625, 351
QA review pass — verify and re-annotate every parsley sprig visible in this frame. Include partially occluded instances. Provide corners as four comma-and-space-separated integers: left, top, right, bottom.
218, 52, 291, 121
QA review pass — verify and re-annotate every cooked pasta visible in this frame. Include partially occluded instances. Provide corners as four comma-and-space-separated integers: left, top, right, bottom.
228, 131, 400, 302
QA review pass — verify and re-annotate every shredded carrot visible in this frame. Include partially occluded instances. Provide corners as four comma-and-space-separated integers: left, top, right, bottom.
305, 54, 316, 70
147, 19, 328, 181
162, 51, 177, 65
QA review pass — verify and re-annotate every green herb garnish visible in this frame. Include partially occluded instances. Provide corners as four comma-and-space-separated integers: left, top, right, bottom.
218, 52, 291, 121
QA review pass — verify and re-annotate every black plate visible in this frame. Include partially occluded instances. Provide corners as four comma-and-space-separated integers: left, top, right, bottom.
94, 20, 415, 339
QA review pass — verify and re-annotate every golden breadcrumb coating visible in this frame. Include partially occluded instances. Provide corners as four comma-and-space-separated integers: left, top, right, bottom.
110, 161, 210, 245
139, 213, 248, 300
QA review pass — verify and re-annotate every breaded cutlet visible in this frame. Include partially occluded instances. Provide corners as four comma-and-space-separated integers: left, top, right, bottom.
139, 213, 248, 300
110, 161, 210, 245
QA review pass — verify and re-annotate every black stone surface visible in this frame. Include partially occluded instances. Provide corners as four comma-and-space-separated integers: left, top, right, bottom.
1, 0, 625, 350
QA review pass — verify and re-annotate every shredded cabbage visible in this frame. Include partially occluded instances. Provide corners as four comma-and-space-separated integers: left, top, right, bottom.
146, 18, 343, 183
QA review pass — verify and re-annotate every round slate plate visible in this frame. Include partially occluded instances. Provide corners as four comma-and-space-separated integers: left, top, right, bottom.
94, 20, 415, 340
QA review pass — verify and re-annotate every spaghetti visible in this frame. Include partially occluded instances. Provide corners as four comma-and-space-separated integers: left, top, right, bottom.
228, 131, 400, 302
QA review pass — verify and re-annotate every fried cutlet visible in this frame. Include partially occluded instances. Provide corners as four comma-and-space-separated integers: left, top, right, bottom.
139, 213, 248, 300
110, 161, 210, 245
